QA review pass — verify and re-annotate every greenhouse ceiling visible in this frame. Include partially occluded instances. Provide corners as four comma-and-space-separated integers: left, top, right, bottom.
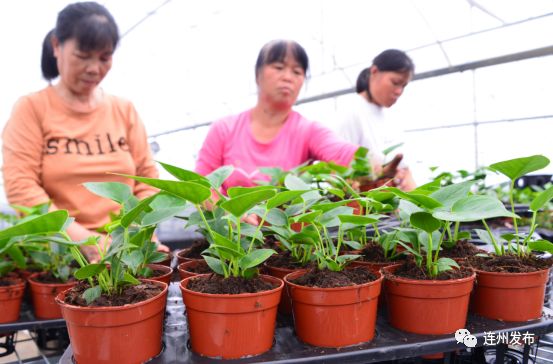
1, 0, 553, 136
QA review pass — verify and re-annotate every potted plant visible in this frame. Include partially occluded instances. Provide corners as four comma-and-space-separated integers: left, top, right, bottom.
283, 201, 384, 348
380, 181, 513, 335
468, 155, 553, 321
122, 162, 284, 359
0, 210, 69, 323
55, 185, 169, 364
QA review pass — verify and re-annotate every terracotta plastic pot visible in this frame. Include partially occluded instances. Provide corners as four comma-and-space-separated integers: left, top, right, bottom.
56, 280, 168, 364
180, 274, 283, 359
471, 268, 550, 321
177, 260, 210, 280
145, 263, 173, 285
176, 248, 203, 265
0, 278, 26, 323
28, 273, 77, 319
350, 259, 396, 274
264, 263, 299, 314
157, 251, 173, 267
383, 265, 475, 335
346, 200, 363, 215
284, 269, 383, 348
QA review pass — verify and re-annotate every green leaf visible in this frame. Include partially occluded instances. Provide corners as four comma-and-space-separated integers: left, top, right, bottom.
456, 231, 471, 240
203, 255, 225, 275
83, 182, 132, 204
211, 232, 242, 254
433, 195, 518, 222
118, 175, 212, 204
239, 249, 276, 270
310, 200, 350, 213
475, 229, 499, 245
385, 187, 442, 210
83, 285, 102, 305
319, 206, 353, 227
530, 185, 553, 212
121, 250, 143, 273
343, 240, 363, 250
6, 246, 26, 268
528, 239, 553, 254
220, 189, 277, 217
490, 155, 550, 181
122, 272, 141, 285
141, 193, 188, 225
436, 257, 460, 272
206, 166, 234, 189
227, 186, 277, 198
121, 194, 157, 228
338, 214, 382, 225
263, 208, 288, 227
291, 210, 323, 224
382, 143, 404, 156
410, 212, 441, 233
157, 161, 211, 187
74, 263, 106, 280
29, 251, 51, 267
430, 180, 475, 211
267, 190, 310, 209
0, 210, 69, 241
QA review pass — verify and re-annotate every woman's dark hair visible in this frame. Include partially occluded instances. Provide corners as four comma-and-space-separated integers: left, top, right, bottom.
356, 49, 415, 94
41, 1, 119, 80
254, 40, 309, 79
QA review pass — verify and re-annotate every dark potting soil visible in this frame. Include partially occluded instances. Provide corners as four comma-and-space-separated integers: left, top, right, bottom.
440, 240, 488, 259
289, 267, 377, 288
186, 274, 276, 294
64, 281, 163, 307
263, 235, 281, 250
468, 253, 553, 273
266, 250, 308, 270
139, 268, 168, 279
185, 260, 213, 274
357, 241, 405, 263
31, 271, 76, 284
180, 239, 209, 259
390, 259, 473, 281
0, 276, 21, 286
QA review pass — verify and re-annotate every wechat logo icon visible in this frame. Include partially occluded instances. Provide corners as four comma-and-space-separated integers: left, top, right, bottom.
455, 329, 477, 348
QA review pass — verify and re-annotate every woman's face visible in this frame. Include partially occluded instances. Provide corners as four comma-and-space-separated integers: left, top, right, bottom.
53, 37, 113, 96
369, 67, 412, 108
257, 53, 305, 110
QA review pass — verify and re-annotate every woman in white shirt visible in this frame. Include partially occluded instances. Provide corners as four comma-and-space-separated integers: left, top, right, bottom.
337, 49, 416, 191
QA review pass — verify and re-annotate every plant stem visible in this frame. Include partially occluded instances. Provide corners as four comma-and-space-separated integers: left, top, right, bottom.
248, 209, 268, 253
509, 180, 521, 255
482, 219, 502, 255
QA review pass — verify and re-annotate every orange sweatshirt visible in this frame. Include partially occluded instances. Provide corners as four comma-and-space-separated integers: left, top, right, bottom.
2, 86, 158, 230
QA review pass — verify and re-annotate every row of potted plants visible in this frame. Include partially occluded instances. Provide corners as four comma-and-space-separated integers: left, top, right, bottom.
2, 154, 553, 363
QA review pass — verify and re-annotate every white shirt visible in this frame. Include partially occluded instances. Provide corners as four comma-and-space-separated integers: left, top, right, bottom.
336, 94, 408, 167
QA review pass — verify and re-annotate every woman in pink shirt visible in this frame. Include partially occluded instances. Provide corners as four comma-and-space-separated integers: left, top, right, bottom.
195, 40, 359, 192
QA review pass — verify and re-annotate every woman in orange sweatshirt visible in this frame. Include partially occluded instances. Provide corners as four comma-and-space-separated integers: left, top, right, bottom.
2, 2, 165, 261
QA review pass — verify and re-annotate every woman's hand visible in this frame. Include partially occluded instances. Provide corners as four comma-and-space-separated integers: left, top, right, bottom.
394, 167, 417, 191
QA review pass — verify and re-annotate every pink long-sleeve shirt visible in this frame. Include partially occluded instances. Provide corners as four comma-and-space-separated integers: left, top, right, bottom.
195, 109, 357, 192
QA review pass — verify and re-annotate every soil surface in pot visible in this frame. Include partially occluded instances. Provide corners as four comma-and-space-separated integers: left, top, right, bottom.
0, 277, 21, 286
439, 240, 488, 259
390, 259, 473, 280
186, 274, 276, 294
139, 267, 169, 279
31, 271, 76, 284
262, 235, 281, 250
356, 241, 406, 263
180, 239, 209, 259
468, 254, 553, 273
182, 260, 212, 274
266, 251, 310, 270
289, 267, 377, 288
64, 281, 163, 307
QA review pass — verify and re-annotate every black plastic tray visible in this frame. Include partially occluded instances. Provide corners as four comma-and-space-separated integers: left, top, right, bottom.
59, 281, 553, 364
